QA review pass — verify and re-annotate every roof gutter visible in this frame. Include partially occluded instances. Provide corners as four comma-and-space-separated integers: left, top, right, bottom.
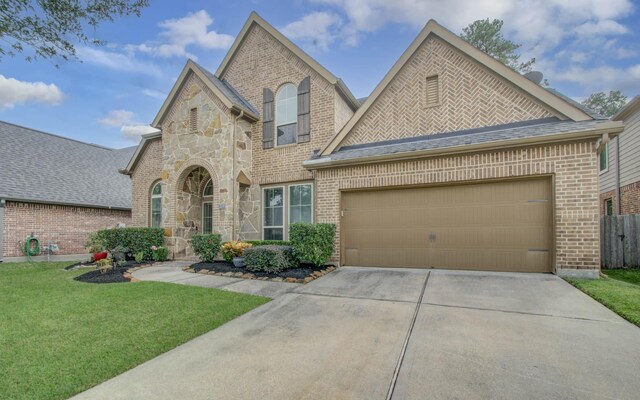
303, 121, 624, 170
0, 196, 132, 211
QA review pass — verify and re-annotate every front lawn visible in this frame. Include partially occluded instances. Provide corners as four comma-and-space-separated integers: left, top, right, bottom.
0, 262, 269, 400
566, 269, 640, 327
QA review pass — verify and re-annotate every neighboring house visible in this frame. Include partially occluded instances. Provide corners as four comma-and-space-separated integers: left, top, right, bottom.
599, 96, 640, 216
121, 12, 623, 278
0, 121, 134, 261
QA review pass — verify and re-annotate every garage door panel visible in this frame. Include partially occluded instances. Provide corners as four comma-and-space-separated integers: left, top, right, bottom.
341, 178, 552, 273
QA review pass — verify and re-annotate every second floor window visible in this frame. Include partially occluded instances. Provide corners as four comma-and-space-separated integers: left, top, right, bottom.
276, 83, 297, 146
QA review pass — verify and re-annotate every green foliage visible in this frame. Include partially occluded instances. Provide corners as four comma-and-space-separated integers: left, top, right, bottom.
133, 251, 145, 263
289, 223, 336, 267
460, 18, 536, 74
151, 246, 169, 262
581, 91, 628, 117
191, 234, 222, 262
0, 0, 149, 65
244, 245, 297, 273
219, 240, 291, 262
84, 232, 104, 253
96, 258, 113, 273
96, 228, 164, 260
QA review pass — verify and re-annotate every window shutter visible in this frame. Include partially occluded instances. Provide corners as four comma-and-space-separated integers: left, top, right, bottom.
425, 75, 439, 107
262, 88, 275, 149
297, 76, 311, 143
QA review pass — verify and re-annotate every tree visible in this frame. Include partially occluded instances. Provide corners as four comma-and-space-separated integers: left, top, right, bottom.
0, 0, 149, 65
460, 18, 535, 74
581, 91, 628, 118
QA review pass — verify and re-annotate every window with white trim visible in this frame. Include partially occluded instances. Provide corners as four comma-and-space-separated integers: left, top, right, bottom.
263, 187, 284, 240
262, 183, 313, 240
275, 83, 297, 146
202, 179, 213, 234
600, 142, 608, 172
150, 182, 162, 227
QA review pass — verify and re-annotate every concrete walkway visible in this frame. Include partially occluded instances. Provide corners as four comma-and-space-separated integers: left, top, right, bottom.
74, 267, 640, 400
131, 261, 300, 298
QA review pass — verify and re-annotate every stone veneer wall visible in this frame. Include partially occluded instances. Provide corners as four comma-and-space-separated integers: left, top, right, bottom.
2, 201, 131, 257
314, 140, 600, 272
341, 36, 555, 147
130, 138, 163, 227
159, 72, 253, 256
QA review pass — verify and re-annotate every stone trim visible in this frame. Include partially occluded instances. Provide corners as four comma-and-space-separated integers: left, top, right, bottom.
556, 268, 600, 279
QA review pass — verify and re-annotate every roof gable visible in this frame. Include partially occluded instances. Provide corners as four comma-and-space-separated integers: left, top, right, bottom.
612, 96, 640, 121
152, 60, 259, 128
321, 20, 592, 156
215, 11, 359, 111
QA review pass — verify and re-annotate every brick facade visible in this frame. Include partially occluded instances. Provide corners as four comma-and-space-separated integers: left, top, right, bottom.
599, 181, 640, 215
2, 201, 131, 257
131, 138, 163, 227
341, 36, 555, 147
315, 141, 601, 272
220, 23, 353, 186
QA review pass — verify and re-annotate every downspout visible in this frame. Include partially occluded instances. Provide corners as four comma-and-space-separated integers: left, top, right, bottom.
0, 199, 5, 262
616, 135, 621, 214
232, 111, 244, 239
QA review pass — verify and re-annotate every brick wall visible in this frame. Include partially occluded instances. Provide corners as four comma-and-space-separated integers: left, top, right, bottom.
2, 201, 131, 257
130, 138, 163, 227
599, 181, 640, 215
220, 23, 350, 185
315, 140, 600, 271
341, 36, 555, 147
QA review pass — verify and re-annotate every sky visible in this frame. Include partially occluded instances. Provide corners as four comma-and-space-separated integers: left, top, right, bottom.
1, 0, 639, 149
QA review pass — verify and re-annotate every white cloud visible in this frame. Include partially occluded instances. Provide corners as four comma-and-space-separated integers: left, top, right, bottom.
142, 88, 167, 100
281, 12, 343, 52
546, 64, 640, 93
77, 46, 162, 76
99, 109, 159, 142
313, 0, 634, 52
128, 10, 234, 59
99, 109, 135, 127
0, 75, 64, 109
120, 124, 159, 141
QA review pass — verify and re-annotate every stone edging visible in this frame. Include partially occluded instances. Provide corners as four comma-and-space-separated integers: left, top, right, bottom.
182, 265, 337, 284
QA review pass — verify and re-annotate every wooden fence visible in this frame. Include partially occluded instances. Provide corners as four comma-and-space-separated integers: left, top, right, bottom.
601, 215, 640, 269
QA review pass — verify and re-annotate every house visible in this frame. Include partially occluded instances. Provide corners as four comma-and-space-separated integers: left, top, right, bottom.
0, 121, 134, 262
599, 96, 640, 215
121, 12, 624, 278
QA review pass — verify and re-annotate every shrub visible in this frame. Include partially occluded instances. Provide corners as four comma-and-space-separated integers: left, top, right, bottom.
191, 234, 222, 262
84, 232, 104, 253
96, 258, 113, 273
133, 251, 145, 263
96, 228, 164, 260
289, 223, 336, 267
151, 246, 169, 262
244, 245, 297, 273
221, 241, 252, 262
246, 240, 291, 247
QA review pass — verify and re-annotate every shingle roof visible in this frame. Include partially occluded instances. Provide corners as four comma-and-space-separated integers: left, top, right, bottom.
310, 118, 603, 163
191, 61, 259, 116
0, 121, 135, 209
545, 88, 607, 120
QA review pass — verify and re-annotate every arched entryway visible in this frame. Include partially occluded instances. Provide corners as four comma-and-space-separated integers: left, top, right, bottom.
173, 165, 214, 257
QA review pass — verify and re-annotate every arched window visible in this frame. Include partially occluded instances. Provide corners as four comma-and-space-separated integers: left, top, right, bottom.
275, 83, 297, 146
150, 182, 162, 227
202, 179, 213, 234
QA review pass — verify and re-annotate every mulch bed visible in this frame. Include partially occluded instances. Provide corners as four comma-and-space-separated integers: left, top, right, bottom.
187, 261, 336, 284
73, 261, 151, 284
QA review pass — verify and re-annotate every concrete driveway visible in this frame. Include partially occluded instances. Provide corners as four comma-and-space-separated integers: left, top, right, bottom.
73, 267, 640, 400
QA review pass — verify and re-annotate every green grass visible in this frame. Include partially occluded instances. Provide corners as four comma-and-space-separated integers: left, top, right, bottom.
566, 269, 640, 327
0, 262, 270, 400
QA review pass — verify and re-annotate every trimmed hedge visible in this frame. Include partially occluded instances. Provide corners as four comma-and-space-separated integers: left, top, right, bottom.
191, 234, 222, 262
289, 223, 336, 267
96, 228, 164, 260
244, 245, 297, 273
220, 240, 291, 262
